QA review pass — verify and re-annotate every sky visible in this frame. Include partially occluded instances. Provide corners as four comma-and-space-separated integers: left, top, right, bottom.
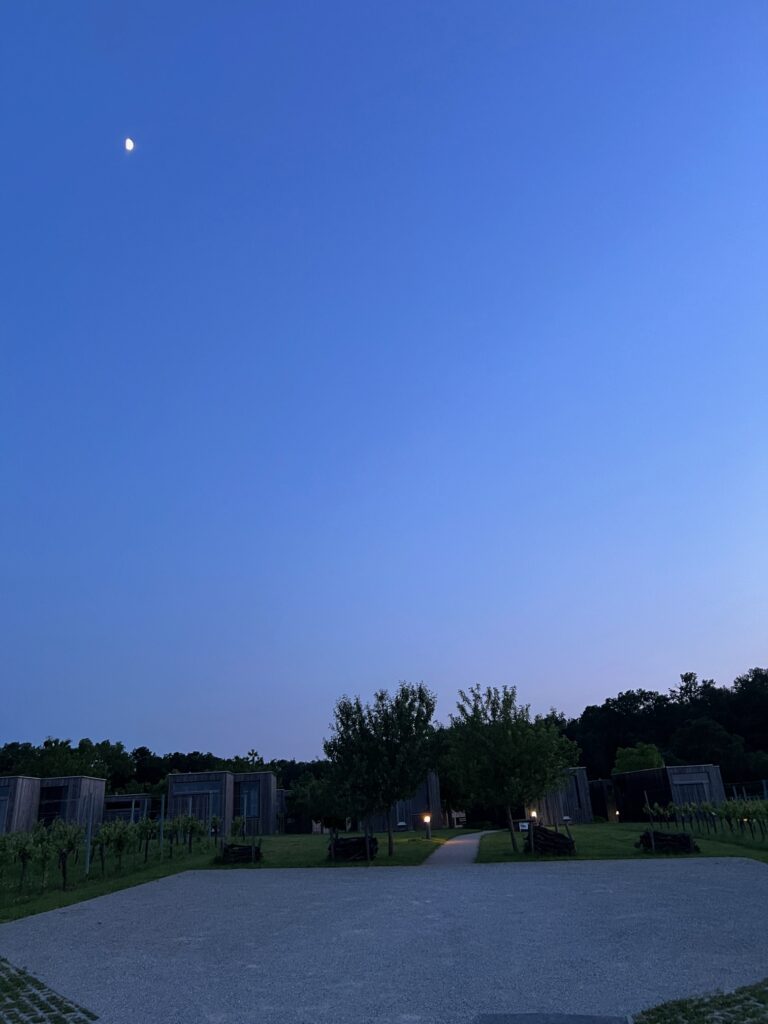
1, 2, 767, 761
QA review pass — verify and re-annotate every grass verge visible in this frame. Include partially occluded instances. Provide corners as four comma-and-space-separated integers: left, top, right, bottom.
634, 977, 768, 1023
221, 828, 467, 869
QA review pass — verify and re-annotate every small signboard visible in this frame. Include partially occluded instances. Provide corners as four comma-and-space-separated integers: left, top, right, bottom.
518, 821, 529, 831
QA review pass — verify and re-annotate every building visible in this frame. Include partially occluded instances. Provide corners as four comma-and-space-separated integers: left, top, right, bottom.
38, 777, 106, 826
166, 771, 278, 836
368, 772, 445, 832
527, 767, 593, 825
0, 775, 105, 833
589, 778, 619, 821
612, 764, 726, 821
0, 777, 41, 834
103, 793, 154, 822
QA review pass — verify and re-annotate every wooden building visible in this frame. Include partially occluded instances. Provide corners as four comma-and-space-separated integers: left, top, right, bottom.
612, 764, 726, 821
103, 792, 154, 822
589, 778, 619, 821
38, 777, 106, 826
167, 770, 277, 836
368, 772, 445, 832
0, 776, 41, 834
527, 767, 593, 825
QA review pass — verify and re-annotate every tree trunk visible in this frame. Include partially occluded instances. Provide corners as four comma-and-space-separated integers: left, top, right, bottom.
506, 806, 519, 853
364, 820, 371, 864
387, 809, 394, 857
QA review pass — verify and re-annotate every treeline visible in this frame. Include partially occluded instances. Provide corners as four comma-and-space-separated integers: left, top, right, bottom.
2, 666, 766, 794
0, 737, 323, 795
565, 668, 768, 781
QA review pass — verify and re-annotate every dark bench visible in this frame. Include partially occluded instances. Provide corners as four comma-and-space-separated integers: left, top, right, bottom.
329, 836, 379, 861
220, 842, 263, 864
524, 824, 576, 856
636, 830, 699, 854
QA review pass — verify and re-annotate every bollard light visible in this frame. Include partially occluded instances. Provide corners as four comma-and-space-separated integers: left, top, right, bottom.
423, 813, 432, 839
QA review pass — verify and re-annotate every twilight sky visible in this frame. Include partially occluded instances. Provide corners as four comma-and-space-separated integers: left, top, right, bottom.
1, 2, 766, 761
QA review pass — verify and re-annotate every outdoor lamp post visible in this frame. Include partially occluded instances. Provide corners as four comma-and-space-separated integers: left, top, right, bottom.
423, 813, 432, 840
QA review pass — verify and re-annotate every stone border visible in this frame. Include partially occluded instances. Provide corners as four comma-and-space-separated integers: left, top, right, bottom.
0, 957, 98, 1023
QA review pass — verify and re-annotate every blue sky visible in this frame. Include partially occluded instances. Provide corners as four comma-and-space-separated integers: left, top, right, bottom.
1, 2, 766, 760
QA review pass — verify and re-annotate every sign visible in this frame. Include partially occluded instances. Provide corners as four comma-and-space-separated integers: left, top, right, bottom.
518, 821, 529, 831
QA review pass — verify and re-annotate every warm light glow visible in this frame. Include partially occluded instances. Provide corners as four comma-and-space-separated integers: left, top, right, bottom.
423, 814, 431, 824
124, 138, 135, 152
531, 811, 537, 819
615, 811, 620, 816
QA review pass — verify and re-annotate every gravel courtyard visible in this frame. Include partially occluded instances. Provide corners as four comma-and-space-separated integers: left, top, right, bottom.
0, 858, 766, 1024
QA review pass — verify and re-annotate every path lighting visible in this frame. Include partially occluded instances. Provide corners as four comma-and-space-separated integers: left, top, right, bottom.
423, 813, 432, 840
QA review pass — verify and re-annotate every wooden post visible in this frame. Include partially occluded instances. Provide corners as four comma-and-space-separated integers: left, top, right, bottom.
644, 790, 655, 853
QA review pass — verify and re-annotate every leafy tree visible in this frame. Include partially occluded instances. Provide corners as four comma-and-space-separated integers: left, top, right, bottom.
367, 683, 437, 855
669, 718, 747, 778
613, 742, 664, 773
323, 694, 381, 860
451, 685, 578, 851
323, 683, 437, 857
288, 773, 347, 852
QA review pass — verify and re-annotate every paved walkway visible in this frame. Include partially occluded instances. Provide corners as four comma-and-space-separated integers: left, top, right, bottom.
424, 829, 487, 865
1, 858, 766, 1024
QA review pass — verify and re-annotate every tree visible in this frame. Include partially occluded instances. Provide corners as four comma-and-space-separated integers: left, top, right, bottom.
367, 683, 437, 855
613, 742, 664, 773
451, 685, 578, 851
669, 719, 746, 779
288, 772, 347, 850
323, 694, 381, 860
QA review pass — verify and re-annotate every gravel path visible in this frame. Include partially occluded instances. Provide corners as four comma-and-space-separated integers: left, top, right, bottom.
423, 830, 486, 865
0, 858, 766, 1024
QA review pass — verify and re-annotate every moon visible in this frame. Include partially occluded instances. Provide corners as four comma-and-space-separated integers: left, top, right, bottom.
124, 138, 134, 152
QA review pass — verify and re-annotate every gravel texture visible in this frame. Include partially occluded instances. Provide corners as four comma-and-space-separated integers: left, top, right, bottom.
0, 858, 766, 1024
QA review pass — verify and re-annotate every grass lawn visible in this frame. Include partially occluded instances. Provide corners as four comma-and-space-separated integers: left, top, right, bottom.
478, 822, 768, 865
0, 829, 465, 923
222, 828, 467, 869
635, 977, 768, 1023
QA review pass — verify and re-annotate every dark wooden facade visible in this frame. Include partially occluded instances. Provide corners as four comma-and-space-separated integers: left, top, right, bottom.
368, 772, 445, 833
103, 793, 154, 822
612, 763, 726, 820
167, 770, 278, 836
38, 776, 106, 826
527, 767, 593, 825
0, 776, 41, 834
